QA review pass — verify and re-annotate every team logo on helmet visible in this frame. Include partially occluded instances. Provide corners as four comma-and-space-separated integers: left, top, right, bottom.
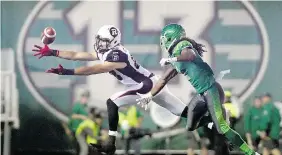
110, 27, 118, 37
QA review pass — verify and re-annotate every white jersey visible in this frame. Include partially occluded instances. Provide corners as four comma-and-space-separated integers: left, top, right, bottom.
96, 45, 152, 85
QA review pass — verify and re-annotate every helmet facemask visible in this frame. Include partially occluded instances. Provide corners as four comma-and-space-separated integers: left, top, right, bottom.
160, 35, 177, 55
94, 35, 113, 53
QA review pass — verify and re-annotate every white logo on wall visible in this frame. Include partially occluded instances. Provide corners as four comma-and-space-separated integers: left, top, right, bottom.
17, 1, 269, 122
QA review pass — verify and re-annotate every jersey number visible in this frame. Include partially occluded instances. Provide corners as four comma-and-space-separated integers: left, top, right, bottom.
109, 70, 123, 80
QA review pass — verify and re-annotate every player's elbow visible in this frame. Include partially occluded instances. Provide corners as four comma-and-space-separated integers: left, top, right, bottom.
180, 48, 196, 61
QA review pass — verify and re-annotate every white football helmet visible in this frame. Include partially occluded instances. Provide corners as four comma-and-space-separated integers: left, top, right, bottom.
94, 25, 121, 53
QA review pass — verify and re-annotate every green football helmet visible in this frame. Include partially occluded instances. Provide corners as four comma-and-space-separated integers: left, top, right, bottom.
160, 23, 186, 54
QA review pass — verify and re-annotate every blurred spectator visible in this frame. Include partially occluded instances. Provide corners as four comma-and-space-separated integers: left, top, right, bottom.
118, 106, 143, 155
259, 93, 281, 155
69, 90, 90, 135
62, 90, 90, 155
273, 100, 282, 127
244, 96, 263, 150
223, 91, 241, 129
75, 108, 103, 155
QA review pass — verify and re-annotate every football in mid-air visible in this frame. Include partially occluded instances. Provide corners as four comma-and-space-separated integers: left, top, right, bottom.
41, 27, 56, 45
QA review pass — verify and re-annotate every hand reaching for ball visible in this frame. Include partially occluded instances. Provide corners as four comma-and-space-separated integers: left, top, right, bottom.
33, 27, 58, 58
32, 45, 59, 59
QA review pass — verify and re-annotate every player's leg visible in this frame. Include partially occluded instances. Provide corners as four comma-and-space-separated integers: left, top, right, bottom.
150, 76, 211, 128
186, 94, 211, 130
76, 134, 88, 155
90, 79, 153, 154
151, 85, 188, 117
204, 82, 256, 155
187, 94, 232, 155
152, 84, 232, 154
151, 83, 212, 130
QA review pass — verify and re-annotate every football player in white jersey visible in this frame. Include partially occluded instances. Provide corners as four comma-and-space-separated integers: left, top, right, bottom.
33, 25, 218, 154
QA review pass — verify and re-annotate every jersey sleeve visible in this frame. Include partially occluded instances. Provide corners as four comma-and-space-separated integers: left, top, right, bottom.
171, 40, 193, 57
105, 50, 128, 63
269, 107, 281, 139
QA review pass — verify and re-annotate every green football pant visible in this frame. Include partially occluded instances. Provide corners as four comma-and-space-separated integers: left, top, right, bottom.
204, 82, 255, 155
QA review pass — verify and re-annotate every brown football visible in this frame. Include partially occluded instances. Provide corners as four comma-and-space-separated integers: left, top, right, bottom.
41, 27, 56, 45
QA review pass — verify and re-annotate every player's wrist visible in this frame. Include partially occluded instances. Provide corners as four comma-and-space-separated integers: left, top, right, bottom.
51, 49, 59, 57
60, 69, 74, 75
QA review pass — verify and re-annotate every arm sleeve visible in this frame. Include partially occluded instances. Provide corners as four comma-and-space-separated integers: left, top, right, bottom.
105, 50, 128, 63
172, 40, 193, 57
269, 107, 281, 139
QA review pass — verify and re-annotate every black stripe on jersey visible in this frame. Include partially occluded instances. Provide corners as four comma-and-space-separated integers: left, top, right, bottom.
105, 49, 149, 83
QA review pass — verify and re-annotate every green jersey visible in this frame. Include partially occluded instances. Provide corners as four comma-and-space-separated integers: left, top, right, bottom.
260, 102, 281, 139
244, 106, 263, 139
69, 103, 88, 132
169, 39, 215, 93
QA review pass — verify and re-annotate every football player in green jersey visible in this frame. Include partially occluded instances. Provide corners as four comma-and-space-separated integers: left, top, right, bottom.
137, 23, 259, 155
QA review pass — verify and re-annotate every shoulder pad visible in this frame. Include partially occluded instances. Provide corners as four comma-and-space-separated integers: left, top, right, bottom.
175, 40, 193, 50
171, 39, 193, 57
168, 38, 193, 55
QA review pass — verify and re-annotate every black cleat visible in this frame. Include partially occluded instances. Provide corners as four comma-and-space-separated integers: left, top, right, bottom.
90, 136, 116, 155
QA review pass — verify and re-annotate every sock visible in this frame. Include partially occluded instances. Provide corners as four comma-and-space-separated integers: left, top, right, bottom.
109, 130, 118, 137
106, 99, 119, 135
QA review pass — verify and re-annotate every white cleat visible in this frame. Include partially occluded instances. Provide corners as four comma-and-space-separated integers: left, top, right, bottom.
255, 152, 261, 155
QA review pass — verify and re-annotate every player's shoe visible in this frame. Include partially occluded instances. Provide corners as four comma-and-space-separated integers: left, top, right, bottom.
89, 135, 116, 155
255, 152, 261, 155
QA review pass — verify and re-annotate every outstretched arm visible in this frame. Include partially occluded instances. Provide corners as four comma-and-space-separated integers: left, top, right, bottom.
32, 44, 98, 61
46, 62, 126, 76
57, 50, 98, 61
151, 66, 178, 96
73, 62, 126, 75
